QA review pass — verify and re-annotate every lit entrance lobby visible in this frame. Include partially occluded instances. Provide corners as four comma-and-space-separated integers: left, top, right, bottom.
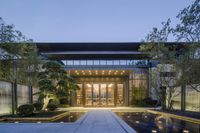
37, 43, 150, 107
70, 69, 129, 107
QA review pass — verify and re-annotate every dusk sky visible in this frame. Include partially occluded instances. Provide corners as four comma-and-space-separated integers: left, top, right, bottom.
0, 0, 192, 42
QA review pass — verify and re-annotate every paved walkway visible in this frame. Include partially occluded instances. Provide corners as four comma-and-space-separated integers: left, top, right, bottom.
60, 107, 154, 112
0, 110, 136, 133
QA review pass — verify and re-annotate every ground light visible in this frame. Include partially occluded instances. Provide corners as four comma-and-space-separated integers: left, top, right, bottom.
183, 130, 189, 133
135, 121, 139, 124
152, 129, 157, 133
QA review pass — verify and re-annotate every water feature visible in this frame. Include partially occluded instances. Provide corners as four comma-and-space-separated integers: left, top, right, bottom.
116, 112, 200, 133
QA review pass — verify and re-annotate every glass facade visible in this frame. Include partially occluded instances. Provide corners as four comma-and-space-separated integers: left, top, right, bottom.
129, 69, 148, 105
75, 78, 126, 107
17, 85, 30, 107
75, 84, 83, 106
117, 84, 124, 105
63, 60, 148, 66
33, 87, 40, 103
170, 86, 182, 110
0, 81, 12, 115
185, 85, 200, 112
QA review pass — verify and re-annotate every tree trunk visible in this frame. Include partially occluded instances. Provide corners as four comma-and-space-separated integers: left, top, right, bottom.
42, 96, 50, 110
168, 87, 172, 111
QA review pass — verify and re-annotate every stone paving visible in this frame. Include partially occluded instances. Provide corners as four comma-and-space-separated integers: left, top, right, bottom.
0, 110, 137, 133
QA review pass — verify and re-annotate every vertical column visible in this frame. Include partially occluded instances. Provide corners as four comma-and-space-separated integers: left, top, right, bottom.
91, 82, 93, 106
114, 82, 117, 106
181, 85, 186, 111
106, 83, 108, 106
128, 72, 133, 106
11, 82, 17, 114
82, 82, 85, 106
99, 84, 101, 106
125, 79, 129, 106
29, 86, 33, 104
147, 60, 151, 98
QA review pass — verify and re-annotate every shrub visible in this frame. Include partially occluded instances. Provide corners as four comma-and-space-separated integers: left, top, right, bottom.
17, 104, 34, 117
33, 102, 43, 111
57, 104, 70, 108
49, 99, 59, 105
143, 97, 157, 106
131, 97, 158, 107
47, 103, 58, 111
59, 98, 68, 104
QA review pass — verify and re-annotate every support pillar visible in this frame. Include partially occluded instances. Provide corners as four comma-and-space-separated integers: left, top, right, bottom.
181, 85, 186, 111
82, 82, 85, 106
12, 82, 17, 115
29, 86, 33, 104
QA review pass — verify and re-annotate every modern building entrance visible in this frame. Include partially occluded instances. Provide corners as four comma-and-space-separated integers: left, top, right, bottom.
36, 43, 150, 108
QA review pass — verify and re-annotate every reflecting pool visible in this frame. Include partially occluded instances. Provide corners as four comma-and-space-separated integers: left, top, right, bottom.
116, 112, 200, 133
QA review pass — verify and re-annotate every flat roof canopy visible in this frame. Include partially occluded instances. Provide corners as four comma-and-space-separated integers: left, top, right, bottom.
36, 42, 149, 60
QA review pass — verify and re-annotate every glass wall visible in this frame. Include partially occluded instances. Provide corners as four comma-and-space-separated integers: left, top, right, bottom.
169, 86, 181, 110
17, 85, 29, 106
117, 84, 124, 106
0, 81, 12, 115
85, 83, 92, 106
107, 83, 115, 106
129, 68, 148, 105
185, 85, 200, 112
93, 84, 100, 106
32, 87, 40, 103
64, 60, 148, 66
76, 84, 83, 106
76, 81, 123, 106
100, 84, 107, 106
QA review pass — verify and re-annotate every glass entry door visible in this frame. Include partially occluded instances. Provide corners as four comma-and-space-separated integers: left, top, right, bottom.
100, 84, 107, 106
85, 83, 115, 106
93, 84, 100, 106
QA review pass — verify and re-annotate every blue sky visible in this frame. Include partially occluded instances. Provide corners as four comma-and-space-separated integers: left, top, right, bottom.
0, 0, 192, 42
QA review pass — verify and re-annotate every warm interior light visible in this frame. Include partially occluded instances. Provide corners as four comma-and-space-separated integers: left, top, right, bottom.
87, 84, 92, 87
108, 84, 113, 87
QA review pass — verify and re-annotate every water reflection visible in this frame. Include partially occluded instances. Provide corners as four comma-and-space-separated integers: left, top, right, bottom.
116, 112, 200, 133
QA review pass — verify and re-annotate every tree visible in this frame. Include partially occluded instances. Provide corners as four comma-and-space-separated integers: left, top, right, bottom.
0, 17, 41, 86
173, 0, 200, 93
37, 61, 79, 109
174, 0, 200, 42
140, 0, 200, 110
0, 17, 32, 42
